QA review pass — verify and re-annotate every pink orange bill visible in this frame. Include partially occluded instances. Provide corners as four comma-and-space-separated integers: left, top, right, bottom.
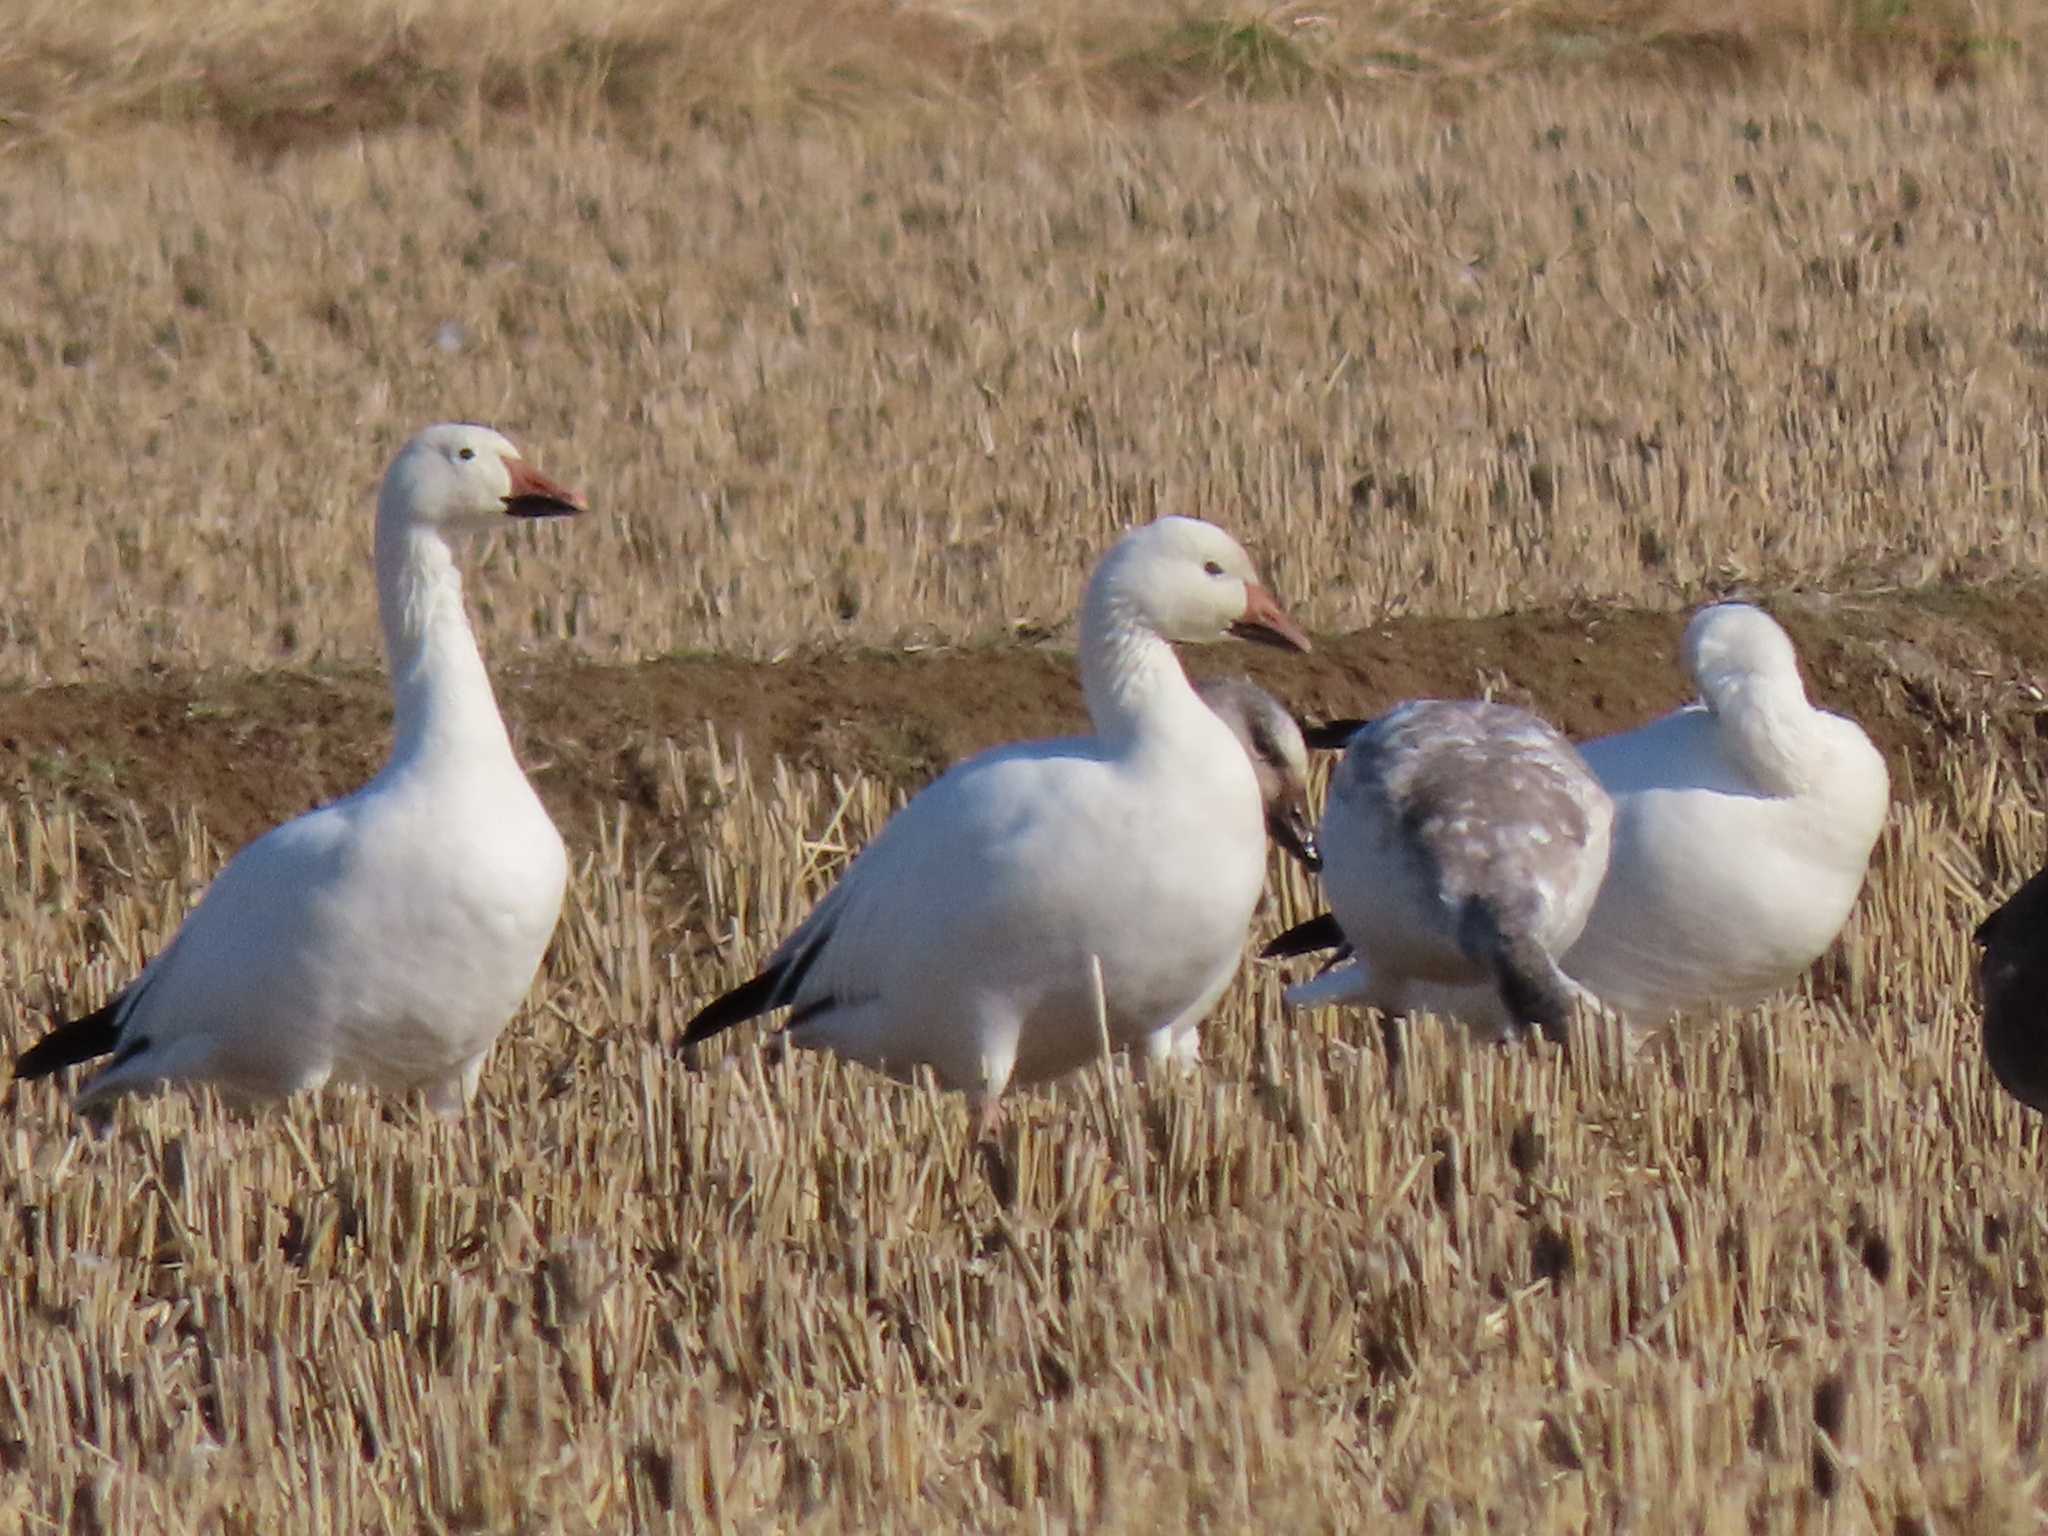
1229, 581, 1312, 654
502, 457, 587, 518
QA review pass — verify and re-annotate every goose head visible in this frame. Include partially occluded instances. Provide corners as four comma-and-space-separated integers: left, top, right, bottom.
381, 422, 586, 537
1683, 603, 1804, 704
1095, 516, 1311, 653
1196, 677, 1321, 870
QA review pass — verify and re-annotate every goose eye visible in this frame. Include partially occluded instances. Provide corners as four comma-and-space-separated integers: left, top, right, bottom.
1203, 560, 1224, 577
458, 447, 476, 461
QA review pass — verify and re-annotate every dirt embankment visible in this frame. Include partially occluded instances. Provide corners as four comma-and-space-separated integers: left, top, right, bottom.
4, 582, 2045, 917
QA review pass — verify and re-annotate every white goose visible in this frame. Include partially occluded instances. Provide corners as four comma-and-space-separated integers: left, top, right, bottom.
1549, 601, 1889, 1021
682, 516, 1311, 1131
1138, 676, 1320, 1070
1286, 603, 1890, 1032
14, 423, 583, 1115
1266, 701, 1614, 1043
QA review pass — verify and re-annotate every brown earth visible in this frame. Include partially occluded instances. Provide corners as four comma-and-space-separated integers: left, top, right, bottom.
6, 580, 2047, 930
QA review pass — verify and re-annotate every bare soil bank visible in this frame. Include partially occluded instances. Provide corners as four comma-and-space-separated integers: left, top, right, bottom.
5, 581, 2042, 917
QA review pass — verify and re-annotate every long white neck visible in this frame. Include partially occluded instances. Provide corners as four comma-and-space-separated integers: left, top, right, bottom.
1700, 665, 1822, 798
374, 513, 517, 774
1078, 576, 1203, 754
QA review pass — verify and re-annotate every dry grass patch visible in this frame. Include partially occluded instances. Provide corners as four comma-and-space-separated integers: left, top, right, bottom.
4, 678, 2048, 1529
0, 0, 2025, 152
6, 75, 2048, 684
6, 19, 2048, 1525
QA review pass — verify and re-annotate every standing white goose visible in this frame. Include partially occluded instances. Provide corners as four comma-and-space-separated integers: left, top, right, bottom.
682, 516, 1311, 1132
14, 423, 584, 1115
1285, 603, 1891, 1033
1265, 701, 1614, 1043
1138, 676, 1320, 1071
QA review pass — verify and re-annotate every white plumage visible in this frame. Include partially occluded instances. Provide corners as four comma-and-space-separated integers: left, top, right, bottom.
1321, 603, 1890, 1032
14, 423, 583, 1115
1138, 676, 1320, 1071
1553, 602, 1890, 1021
683, 517, 1311, 1128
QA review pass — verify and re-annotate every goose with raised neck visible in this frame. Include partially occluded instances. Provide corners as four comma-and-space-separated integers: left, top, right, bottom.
15, 422, 585, 1115
1077, 547, 1197, 749
682, 515, 1310, 1135
377, 484, 514, 771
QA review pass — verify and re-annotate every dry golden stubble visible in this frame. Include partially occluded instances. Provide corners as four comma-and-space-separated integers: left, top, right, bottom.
3, 70, 2048, 685
3, 13, 2047, 1526
1, 679, 2046, 1529
0, 0, 2026, 153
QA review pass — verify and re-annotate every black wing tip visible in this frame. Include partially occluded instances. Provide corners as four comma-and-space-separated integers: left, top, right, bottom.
14, 997, 126, 1081
1261, 911, 1347, 961
1303, 719, 1370, 751
680, 966, 788, 1048
682, 924, 837, 1050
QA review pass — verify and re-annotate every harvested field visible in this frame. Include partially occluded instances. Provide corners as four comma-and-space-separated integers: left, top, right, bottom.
1, 0, 2023, 154
6, 65, 2048, 686
6, 4, 2048, 1530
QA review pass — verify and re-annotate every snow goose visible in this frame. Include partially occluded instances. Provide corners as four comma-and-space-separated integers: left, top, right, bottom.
1286, 602, 1891, 1033
14, 423, 583, 1115
1973, 868, 2048, 1114
682, 516, 1311, 1132
1135, 676, 1319, 1072
1554, 602, 1889, 1021
1264, 701, 1613, 1044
